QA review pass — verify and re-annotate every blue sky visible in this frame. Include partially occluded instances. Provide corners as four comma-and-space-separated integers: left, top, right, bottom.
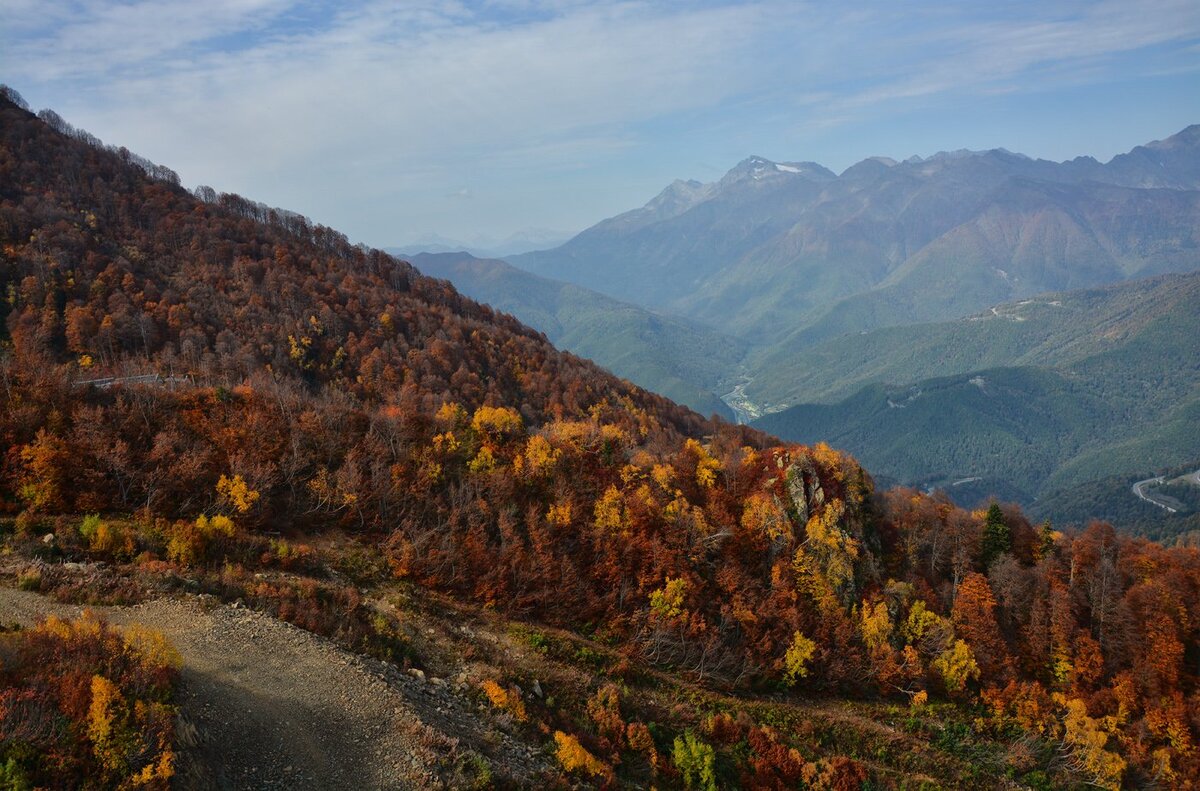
3, 1, 1199, 248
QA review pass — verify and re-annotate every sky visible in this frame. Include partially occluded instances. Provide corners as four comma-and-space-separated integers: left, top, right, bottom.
3, 0, 1199, 249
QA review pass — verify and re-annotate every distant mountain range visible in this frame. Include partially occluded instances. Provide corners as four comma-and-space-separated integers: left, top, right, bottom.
409, 126, 1200, 534
386, 228, 572, 260
511, 125, 1200, 346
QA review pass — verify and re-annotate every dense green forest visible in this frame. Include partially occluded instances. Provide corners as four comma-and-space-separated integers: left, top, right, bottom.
747, 273, 1200, 407
753, 279, 1200, 533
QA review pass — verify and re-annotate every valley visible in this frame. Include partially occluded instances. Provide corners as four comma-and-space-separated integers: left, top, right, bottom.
718, 373, 766, 424
411, 252, 744, 419
412, 134, 1200, 538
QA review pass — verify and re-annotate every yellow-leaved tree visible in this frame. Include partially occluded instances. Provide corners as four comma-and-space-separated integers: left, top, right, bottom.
860, 600, 892, 652
933, 639, 979, 695
684, 439, 721, 489
216, 474, 259, 513
554, 731, 609, 779
1061, 698, 1125, 790
783, 631, 818, 684
593, 485, 624, 533
794, 500, 858, 609
649, 577, 688, 620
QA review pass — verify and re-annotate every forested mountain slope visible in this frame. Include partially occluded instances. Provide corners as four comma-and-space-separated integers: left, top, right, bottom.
748, 270, 1200, 407
411, 252, 744, 419
3, 92, 1200, 788
506, 135, 1200, 539
753, 273, 1200, 523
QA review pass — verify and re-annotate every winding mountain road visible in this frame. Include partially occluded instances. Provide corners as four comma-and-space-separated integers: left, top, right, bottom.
1131, 470, 1200, 514
1132, 476, 1178, 513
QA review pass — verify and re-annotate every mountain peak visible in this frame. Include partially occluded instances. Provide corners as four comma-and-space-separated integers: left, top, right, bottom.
1101, 123, 1200, 188
728, 154, 776, 173
640, 178, 714, 218
1148, 123, 1200, 150
840, 156, 895, 180
927, 148, 990, 162
720, 156, 834, 184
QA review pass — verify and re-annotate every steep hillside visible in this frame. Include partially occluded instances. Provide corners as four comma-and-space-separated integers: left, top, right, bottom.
513, 127, 1200, 345
0, 90, 781, 655
4, 92, 1200, 789
410, 252, 743, 419
792, 179, 1200, 344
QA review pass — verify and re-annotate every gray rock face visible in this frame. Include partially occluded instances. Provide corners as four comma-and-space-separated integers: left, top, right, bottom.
781, 453, 825, 527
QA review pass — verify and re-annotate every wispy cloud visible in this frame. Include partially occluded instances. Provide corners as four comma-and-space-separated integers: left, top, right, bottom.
4, 0, 294, 81
3, 0, 1196, 242
824, 0, 1200, 113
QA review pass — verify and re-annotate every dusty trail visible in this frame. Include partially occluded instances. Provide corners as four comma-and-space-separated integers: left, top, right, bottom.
0, 587, 543, 790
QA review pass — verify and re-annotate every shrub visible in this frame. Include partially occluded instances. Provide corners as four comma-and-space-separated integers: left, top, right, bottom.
554, 731, 609, 779
166, 515, 236, 566
16, 570, 41, 591
673, 731, 717, 791
0, 613, 178, 788
480, 679, 527, 722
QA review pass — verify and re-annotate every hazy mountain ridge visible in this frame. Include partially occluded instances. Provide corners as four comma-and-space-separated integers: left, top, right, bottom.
513, 125, 1200, 345
512, 156, 837, 319
385, 228, 572, 259
787, 176, 1200, 344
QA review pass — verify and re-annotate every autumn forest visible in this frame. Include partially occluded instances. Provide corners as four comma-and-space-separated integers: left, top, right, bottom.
1, 90, 1199, 789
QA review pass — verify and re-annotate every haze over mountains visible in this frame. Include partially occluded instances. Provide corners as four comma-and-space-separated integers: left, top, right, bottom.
417, 126, 1200, 532
512, 126, 1200, 347
386, 228, 572, 260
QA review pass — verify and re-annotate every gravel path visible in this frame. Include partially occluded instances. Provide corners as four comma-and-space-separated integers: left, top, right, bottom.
0, 586, 545, 790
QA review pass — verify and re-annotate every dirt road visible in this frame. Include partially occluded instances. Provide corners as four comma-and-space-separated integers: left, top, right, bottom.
0, 587, 545, 790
